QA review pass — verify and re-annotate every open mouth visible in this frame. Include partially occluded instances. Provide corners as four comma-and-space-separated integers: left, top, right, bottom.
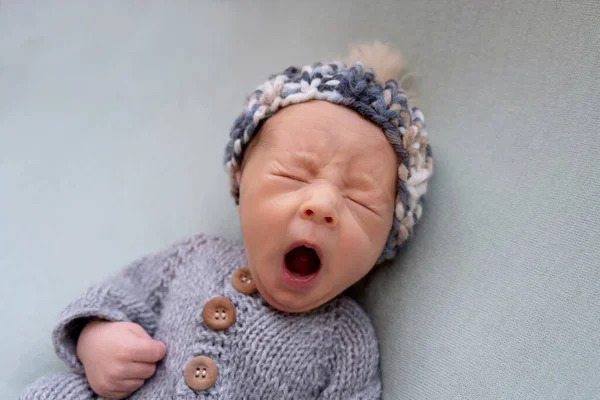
284, 245, 322, 278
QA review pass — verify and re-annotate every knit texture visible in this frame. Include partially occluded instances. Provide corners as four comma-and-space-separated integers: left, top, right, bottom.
19, 373, 94, 400
19, 234, 381, 399
224, 61, 433, 262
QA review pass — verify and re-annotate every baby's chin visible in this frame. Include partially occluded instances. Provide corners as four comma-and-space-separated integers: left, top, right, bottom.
254, 272, 334, 313
261, 288, 330, 313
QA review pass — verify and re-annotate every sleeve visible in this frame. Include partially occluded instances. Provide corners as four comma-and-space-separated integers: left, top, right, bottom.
18, 372, 94, 400
51, 233, 207, 373
319, 299, 382, 400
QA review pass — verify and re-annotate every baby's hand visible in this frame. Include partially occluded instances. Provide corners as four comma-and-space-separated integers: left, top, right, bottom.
76, 320, 167, 399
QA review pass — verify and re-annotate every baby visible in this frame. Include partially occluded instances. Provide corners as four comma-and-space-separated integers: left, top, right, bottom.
20, 42, 433, 400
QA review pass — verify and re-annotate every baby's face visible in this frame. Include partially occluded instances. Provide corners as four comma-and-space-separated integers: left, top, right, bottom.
237, 101, 397, 312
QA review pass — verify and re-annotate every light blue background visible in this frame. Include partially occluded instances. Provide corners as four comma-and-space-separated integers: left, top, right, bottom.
2, 1, 599, 399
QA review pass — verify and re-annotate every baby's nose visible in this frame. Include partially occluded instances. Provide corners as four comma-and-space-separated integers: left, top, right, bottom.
300, 195, 339, 227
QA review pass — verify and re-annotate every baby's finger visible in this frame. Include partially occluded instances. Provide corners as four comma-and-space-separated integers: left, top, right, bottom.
122, 362, 157, 380
117, 379, 145, 396
98, 379, 144, 399
128, 339, 167, 363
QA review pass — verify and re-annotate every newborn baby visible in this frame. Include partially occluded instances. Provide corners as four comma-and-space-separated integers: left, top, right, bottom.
20, 42, 433, 400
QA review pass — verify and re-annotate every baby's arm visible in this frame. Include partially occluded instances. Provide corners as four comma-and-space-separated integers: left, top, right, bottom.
53, 234, 205, 371
19, 372, 94, 400
319, 299, 382, 400
20, 234, 207, 399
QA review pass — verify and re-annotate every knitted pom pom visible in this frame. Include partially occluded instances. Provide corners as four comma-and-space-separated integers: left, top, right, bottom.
344, 41, 417, 104
345, 41, 406, 83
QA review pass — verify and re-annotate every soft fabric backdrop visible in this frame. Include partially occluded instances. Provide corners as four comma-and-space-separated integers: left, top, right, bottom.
1, 1, 598, 399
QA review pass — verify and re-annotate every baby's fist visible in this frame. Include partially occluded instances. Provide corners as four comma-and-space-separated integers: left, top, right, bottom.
76, 320, 167, 399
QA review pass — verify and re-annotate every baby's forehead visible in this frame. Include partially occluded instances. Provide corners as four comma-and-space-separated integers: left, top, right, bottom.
256, 102, 393, 156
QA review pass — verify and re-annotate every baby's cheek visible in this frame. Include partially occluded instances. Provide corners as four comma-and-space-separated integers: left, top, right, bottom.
344, 221, 385, 268
241, 192, 292, 237
337, 227, 366, 259
261, 183, 303, 215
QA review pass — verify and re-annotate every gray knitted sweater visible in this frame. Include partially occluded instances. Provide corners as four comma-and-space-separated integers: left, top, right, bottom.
20, 233, 382, 399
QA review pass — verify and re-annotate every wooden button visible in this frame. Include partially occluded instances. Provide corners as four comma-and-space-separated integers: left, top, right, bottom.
184, 356, 217, 390
202, 296, 236, 330
232, 267, 257, 294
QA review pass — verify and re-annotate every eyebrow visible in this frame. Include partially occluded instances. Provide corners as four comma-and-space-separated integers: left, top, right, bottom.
290, 152, 321, 174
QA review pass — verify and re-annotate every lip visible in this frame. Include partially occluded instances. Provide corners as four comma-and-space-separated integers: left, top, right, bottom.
281, 241, 324, 290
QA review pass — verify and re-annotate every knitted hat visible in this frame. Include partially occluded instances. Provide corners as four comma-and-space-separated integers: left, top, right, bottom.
224, 42, 433, 263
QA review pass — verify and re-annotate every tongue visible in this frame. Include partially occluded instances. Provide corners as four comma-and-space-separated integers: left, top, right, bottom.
285, 246, 320, 276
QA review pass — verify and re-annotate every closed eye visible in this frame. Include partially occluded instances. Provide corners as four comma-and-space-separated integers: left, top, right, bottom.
346, 196, 378, 215
274, 171, 308, 183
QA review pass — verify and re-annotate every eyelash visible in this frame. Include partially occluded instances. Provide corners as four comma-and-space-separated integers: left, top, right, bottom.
346, 196, 377, 214
275, 172, 308, 183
